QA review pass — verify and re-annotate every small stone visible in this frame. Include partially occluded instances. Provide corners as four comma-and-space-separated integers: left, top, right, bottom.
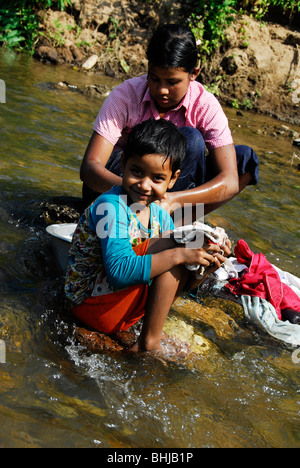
34, 46, 58, 64
82, 54, 99, 70
278, 125, 290, 132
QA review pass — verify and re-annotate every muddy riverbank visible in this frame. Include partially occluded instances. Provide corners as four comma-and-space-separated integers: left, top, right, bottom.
30, 1, 300, 124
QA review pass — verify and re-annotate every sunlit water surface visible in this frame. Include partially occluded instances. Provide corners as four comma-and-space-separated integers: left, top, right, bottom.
0, 48, 299, 448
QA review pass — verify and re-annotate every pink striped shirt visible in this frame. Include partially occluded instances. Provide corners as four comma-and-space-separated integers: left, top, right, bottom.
93, 74, 233, 152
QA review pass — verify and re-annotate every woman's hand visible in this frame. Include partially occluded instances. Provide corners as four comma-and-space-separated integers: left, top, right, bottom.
155, 191, 179, 214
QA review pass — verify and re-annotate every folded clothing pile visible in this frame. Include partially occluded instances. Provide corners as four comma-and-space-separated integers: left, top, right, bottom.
174, 227, 300, 346
216, 239, 300, 346
225, 239, 300, 321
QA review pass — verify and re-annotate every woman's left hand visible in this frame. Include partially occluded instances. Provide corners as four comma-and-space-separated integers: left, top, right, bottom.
155, 191, 179, 214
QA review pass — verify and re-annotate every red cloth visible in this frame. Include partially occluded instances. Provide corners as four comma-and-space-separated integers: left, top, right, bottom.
226, 239, 300, 320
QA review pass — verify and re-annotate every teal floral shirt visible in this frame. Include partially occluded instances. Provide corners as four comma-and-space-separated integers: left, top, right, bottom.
65, 186, 174, 305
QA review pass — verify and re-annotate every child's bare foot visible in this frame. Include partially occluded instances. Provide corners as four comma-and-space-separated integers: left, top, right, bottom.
126, 333, 191, 358
160, 332, 191, 358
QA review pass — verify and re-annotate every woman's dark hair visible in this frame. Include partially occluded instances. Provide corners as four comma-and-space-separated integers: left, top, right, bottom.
146, 24, 198, 74
123, 119, 187, 175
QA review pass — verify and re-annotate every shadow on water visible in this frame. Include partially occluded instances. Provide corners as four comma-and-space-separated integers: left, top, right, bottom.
0, 48, 300, 448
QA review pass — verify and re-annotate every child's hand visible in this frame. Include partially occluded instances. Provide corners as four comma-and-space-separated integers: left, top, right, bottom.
181, 242, 221, 267
206, 238, 231, 269
222, 238, 232, 257
180, 238, 231, 273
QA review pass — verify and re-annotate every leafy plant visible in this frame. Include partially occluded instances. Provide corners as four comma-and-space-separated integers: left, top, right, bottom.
188, 0, 237, 58
188, 0, 300, 60
0, 0, 71, 52
242, 97, 253, 109
241, 0, 300, 20
108, 17, 123, 40
232, 98, 240, 109
40, 0, 72, 11
0, 6, 39, 50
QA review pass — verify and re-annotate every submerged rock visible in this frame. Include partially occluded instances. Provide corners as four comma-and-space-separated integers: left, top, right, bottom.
75, 327, 125, 353
40, 196, 84, 225
44, 81, 111, 100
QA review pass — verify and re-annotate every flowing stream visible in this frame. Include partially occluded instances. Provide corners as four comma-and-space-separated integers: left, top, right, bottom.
0, 47, 300, 448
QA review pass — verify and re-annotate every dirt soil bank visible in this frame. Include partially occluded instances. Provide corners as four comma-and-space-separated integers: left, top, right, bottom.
33, 0, 300, 125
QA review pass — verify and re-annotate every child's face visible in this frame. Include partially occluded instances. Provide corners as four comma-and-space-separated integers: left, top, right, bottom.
122, 153, 180, 206
147, 65, 199, 113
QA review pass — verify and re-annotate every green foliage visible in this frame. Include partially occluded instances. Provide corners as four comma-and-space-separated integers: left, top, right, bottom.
188, 0, 300, 60
0, 5, 38, 50
108, 17, 123, 40
188, 0, 237, 58
1, 0, 299, 55
232, 98, 240, 109
241, 0, 300, 20
0, 0, 71, 52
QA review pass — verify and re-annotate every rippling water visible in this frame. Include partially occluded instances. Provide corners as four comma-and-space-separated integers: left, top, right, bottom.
0, 47, 300, 448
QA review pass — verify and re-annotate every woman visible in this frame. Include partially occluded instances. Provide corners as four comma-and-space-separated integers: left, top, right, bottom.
80, 24, 259, 216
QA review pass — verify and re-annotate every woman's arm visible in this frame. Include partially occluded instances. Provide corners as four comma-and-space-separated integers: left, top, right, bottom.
80, 131, 122, 193
163, 144, 239, 213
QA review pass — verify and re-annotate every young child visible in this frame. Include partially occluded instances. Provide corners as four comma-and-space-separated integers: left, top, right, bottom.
80, 24, 259, 216
65, 119, 230, 353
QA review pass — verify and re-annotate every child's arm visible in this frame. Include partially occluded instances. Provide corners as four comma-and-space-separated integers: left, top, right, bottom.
144, 224, 228, 279
93, 196, 153, 289
92, 195, 228, 290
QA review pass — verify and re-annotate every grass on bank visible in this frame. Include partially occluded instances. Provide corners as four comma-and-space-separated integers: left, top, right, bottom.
0, 0, 299, 58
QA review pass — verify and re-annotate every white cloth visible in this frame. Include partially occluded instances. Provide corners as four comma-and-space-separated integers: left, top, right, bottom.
213, 257, 247, 281
173, 222, 228, 279
174, 223, 300, 346
213, 258, 300, 299
173, 221, 228, 246
213, 259, 300, 346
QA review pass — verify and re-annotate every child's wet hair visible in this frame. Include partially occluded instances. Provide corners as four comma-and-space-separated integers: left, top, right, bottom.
123, 119, 187, 175
146, 24, 198, 74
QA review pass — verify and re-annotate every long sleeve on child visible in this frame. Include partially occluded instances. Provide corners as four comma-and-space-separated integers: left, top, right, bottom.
90, 193, 153, 289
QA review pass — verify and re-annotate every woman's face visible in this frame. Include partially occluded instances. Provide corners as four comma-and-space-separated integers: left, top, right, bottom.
147, 65, 199, 113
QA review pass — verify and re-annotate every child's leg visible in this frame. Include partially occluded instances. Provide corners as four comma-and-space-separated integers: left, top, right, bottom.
132, 264, 188, 352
